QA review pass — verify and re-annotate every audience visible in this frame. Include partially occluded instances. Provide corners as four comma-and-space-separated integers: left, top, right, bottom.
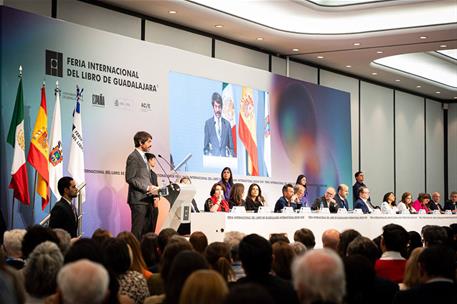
117, 231, 152, 280
399, 247, 424, 290
180, 270, 228, 304
272, 241, 295, 281
294, 228, 316, 250
292, 249, 346, 304
3, 229, 26, 270
224, 283, 275, 304
290, 242, 307, 256
53, 228, 72, 256
21, 225, 59, 259
406, 231, 422, 258
205, 242, 235, 282
223, 231, 245, 280
269, 233, 290, 245
421, 225, 448, 247
322, 229, 340, 251
337, 229, 361, 257
189, 231, 208, 254
141, 232, 160, 272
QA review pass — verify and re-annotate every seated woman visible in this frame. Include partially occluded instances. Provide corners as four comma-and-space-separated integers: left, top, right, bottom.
411, 193, 431, 213
219, 167, 233, 202
397, 192, 415, 214
245, 183, 265, 212
380, 192, 397, 214
205, 183, 230, 212
228, 183, 245, 209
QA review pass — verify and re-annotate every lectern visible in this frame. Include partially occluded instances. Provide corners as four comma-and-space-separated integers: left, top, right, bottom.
161, 183, 196, 231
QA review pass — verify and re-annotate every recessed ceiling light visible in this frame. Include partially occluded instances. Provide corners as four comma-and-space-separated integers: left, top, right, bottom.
436, 91, 440, 94
416, 85, 421, 88
395, 79, 400, 82
345, 65, 351, 68
419, 36, 427, 39
440, 45, 447, 48
215, 24, 224, 28
256, 37, 264, 41
454, 96, 457, 99
292, 48, 299, 52
317, 55, 324, 59
168, 10, 177, 14
371, 72, 377, 75
377, 51, 383, 54
353, 42, 361, 46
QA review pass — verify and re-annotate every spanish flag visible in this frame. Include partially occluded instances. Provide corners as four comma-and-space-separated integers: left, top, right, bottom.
239, 87, 259, 176
28, 84, 49, 210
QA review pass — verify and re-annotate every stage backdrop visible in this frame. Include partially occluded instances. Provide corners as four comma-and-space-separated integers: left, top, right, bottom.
0, 6, 351, 235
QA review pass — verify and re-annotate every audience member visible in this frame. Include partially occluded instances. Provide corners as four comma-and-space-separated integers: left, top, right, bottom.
269, 233, 290, 245
228, 183, 245, 208
57, 259, 109, 304
411, 193, 431, 213
312, 187, 338, 213
290, 242, 307, 256
244, 183, 265, 212
399, 247, 424, 290
274, 184, 297, 212
205, 242, 235, 282
189, 231, 208, 254
157, 228, 178, 256
294, 228, 316, 250
118, 231, 152, 280
24, 241, 63, 301
444, 191, 457, 211
21, 225, 59, 259
346, 236, 381, 265
292, 249, 346, 304
322, 229, 340, 251
393, 246, 457, 304
343, 255, 376, 304
295, 175, 310, 208
337, 229, 361, 258
334, 184, 350, 210
406, 231, 422, 258
3, 229, 26, 269
159, 236, 193, 290
223, 231, 245, 280
224, 283, 274, 304
141, 232, 160, 272
375, 224, 409, 283
237, 234, 299, 304
381, 192, 397, 214
219, 167, 233, 201
180, 269, 228, 304
421, 225, 448, 247
64, 238, 103, 265
205, 183, 230, 212
91, 228, 112, 246
272, 241, 295, 281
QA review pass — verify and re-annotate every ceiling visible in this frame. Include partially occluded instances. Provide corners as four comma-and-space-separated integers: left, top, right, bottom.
99, 0, 457, 101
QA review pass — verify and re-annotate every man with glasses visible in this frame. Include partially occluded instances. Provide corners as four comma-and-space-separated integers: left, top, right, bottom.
354, 187, 372, 214
311, 187, 338, 213
444, 191, 457, 212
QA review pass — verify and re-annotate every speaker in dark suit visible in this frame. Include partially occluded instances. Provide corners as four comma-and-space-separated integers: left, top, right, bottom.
49, 176, 79, 238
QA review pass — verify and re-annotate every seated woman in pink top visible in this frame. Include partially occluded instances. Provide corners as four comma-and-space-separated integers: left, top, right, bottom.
411, 193, 431, 213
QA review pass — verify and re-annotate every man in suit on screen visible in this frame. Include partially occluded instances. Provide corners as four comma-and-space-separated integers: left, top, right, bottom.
49, 176, 79, 238
125, 131, 159, 240
203, 92, 234, 157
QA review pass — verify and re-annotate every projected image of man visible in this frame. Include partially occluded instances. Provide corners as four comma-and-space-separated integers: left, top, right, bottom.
203, 92, 234, 157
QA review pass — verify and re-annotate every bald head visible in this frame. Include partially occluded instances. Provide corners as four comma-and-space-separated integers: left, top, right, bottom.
322, 229, 340, 251
337, 184, 349, 199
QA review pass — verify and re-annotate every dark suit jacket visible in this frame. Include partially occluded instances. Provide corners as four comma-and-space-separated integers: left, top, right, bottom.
311, 196, 338, 213
203, 117, 234, 156
237, 274, 299, 304
428, 201, 444, 212
49, 198, 78, 238
274, 196, 297, 213
393, 281, 457, 304
354, 198, 370, 214
125, 150, 152, 206
444, 200, 457, 211
334, 195, 349, 210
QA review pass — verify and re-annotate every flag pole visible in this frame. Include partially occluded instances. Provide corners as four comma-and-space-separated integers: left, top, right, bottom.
31, 171, 37, 221
11, 197, 16, 229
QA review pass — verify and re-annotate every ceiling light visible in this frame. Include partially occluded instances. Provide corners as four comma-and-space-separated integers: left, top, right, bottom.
454, 97, 457, 99
440, 45, 447, 48
317, 56, 324, 59
168, 10, 177, 14
395, 79, 400, 82
436, 91, 440, 94
292, 48, 299, 52
419, 36, 427, 39
377, 51, 384, 54
353, 42, 361, 46
256, 37, 264, 41
416, 85, 421, 88
215, 24, 224, 28
371, 72, 377, 75
345, 65, 351, 68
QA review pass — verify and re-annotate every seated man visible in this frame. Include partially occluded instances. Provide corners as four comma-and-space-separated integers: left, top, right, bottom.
274, 184, 297, 213
293, 184, 305, 208
334, 184, 350, 210
444, 191, 457, 211
428, 192, 444, 212
354, 187, 373, 214
311, 187, 338, 213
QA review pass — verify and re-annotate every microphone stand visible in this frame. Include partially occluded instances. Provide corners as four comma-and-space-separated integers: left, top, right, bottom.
155, 156, 173, 185
158, 154, 181, 181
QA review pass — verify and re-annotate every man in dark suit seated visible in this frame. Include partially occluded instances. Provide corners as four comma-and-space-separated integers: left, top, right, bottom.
334, 184, 350, 210
444, 191, 457, 212
428, 192, 444, 212
49, 176, 79, 238
311, 187, 338, 213
203, 92, 234, 157
274, 184, 297, 212
393, 246, 457, 304
354, 187, 372, 214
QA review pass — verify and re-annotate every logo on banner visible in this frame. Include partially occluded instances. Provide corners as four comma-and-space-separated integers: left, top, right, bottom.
92, 94, 105, 107
49, 141, 63, 167
45, 50, 63, 77
140, 102, 152, 112
113, 98, 133, 111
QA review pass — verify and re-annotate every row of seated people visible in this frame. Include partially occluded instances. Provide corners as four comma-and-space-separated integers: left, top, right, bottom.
2, 222, 456, 304
201, 180, 457, 214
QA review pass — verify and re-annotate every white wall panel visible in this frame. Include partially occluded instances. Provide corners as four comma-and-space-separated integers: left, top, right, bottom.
215, 40, 268, 71
426, 99, 444, 198
395, 91, 425, 199
360, 82, 394, 205
271, 56, 286, 76
288, 60, 318, 84
320, 70, 359, 182
448, 103, 457, 193
145, 21, 211, 57
4, 0, 51, 16
57, 0, 141, 39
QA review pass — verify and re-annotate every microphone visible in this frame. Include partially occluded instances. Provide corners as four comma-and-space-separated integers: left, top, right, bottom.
155, 156, 172, 185
158, 154, 180, 180
174, 153, 192, 172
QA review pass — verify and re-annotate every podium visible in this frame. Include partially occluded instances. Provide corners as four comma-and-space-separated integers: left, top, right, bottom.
161, 183, 196, 231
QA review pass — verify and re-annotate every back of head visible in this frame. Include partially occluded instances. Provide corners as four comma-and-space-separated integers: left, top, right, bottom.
3, 229, 26, 258
180, 269, 228, 304
403, 247, 424, 289
343, 255, 375, 304
57, 259, 109, 304
239, 234, 272, 277
158, 228, 178, 253
418, 246, 455, 280
272, 241, 296, 280
24, 241, 64, 298
290, 242, 307, 256
160, 236, 193, 281
422, 225, 448, 248
64, 238, 103, 265
322, 229, 340, 251
407, 231, 422, 257
102, 238, 131, 276
189, 231, 208, 254
269, 233, 290, 245
382, 224, 409, 255
223, 231, 245, 261
141, 232, 160, 268
294, 228, 316, 249
346, 236, 381, 266
224, 283, 274, 304
337, 229, 361, 257
205, 242, 234, 281
53, 228, 72, 255
22, 225, 59, 259
91, 228, 112, 245
292, 249, 346, 304
117, 231, 147, 273
166, 250, 209, 304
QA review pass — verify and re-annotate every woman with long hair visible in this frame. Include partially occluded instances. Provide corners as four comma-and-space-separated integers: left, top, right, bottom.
228, 183, 245, 209
245, 183, 265, 212
295, 175, 309, 207
205, 183, 230, 212
411, 193, 431, 213
381, 192, 397, 214
219, 167, 233, 201
397, 192, 415, 214
117, 231, 152, 280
